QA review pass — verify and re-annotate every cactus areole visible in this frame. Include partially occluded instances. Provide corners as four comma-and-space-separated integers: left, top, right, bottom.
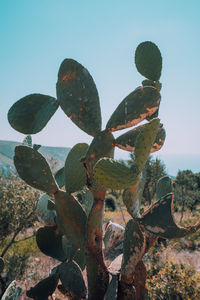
8, 41, 200, 300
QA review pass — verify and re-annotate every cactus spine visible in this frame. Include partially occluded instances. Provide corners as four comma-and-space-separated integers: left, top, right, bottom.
7, 41, 200, 300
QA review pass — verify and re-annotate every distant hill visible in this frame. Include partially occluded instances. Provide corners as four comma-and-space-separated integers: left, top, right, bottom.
0, 140, 70, 177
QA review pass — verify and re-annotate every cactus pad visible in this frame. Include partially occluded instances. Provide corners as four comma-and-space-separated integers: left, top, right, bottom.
115, 123, 165, 152
61, 237, 86, 270
122, 180, 142, 218
156, 176, 173, 200
56, 59, 101, 136
151, 125, 166, 152
58, 261, 87, 299
61, 236, 77, 260
104, 222, 124, 259
85, 130, 114, 172
142, 79, 155, 87
64, 143, 88, 193
26, 273, 59, 300
142, 79, 162, 92
135, 41, 162, 81
105, 274, 119, 300
14, 146, 58, 194
8, 94, 59, 134
36, 194, 56, 226
106, 87, 160, 132
55, 190, 87, 249
94, 158, 139, 189
47, 199, 56, 210
33, 144, 41, 151
121, 219, 145, 283
138, 193, 200, 238
36, 226, 68, 261
76, 187, 94, 216
55, 167, 65, 188
73, 248, 86, 271
135, 118, 160, 172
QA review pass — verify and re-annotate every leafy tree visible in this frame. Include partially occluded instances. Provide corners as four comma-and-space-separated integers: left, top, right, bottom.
174, 170, 200, 217
0, 174, 39, 255
0, 174, 39, 295
142, 156, 167, 205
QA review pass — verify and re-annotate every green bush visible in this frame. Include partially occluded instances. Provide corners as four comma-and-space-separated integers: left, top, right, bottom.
0, 174, 39, 296
146, 244, 200, 299
0, 174, 39, 246
147, 258, 200, 299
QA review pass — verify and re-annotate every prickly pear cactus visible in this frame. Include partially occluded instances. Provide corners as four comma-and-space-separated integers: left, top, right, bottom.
7, 41, 200, 300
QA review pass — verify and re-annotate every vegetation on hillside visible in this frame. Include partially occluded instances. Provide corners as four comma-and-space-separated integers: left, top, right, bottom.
0, 174, 39, 296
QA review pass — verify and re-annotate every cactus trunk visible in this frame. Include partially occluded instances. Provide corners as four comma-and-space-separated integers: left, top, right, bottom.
86, 188, 109, 299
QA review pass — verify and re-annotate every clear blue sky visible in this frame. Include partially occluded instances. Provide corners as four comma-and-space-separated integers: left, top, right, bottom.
1, 0, 200, 169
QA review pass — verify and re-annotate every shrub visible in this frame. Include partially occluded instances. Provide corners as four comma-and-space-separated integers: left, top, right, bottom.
0, 174, 39, 296
147, 257, 200, 299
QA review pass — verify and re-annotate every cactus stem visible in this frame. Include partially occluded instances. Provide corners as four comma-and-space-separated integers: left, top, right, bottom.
86, 188, 109, 300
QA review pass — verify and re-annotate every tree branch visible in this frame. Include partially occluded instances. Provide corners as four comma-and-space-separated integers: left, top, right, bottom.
1, 227, 22, 257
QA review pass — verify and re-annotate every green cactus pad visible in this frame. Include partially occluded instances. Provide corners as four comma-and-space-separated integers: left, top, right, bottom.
33, 144, 41, 151
47, 199, 56, 210
56, 59, 101, 136
14, 146, 58, 194
105, 274, 119, 300
106, 87, 160, 132
142, 79, 155, 87
73, 249, 86, 271
115, 123, 165, 153
103, 222, 124, 256
55, 190, 87, 249
135, 41, 162, 81
58, 261, 87, 299
26, 273, 59, 300
76, 187, 94, 216
156, 176, 173, 200
122, 181, 142, 218
146, 110, 159, 122
115, 124, 144, 151
151, 125, 166, 152
94, 158, 139, 189
137, 193, 200, 238
85, 130, 114, 172
135, 118, 160, 173
61, 236, 77, 259
64, 143, 88, 193
60, 237, 86, 270
55, 167, 65, 188
36, 226, 68, 261
8, 94, 59, 134
121, 219, 145, 282
36, 194, 56, 226
0, 257, 4, 273
142, 79, 162, 92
